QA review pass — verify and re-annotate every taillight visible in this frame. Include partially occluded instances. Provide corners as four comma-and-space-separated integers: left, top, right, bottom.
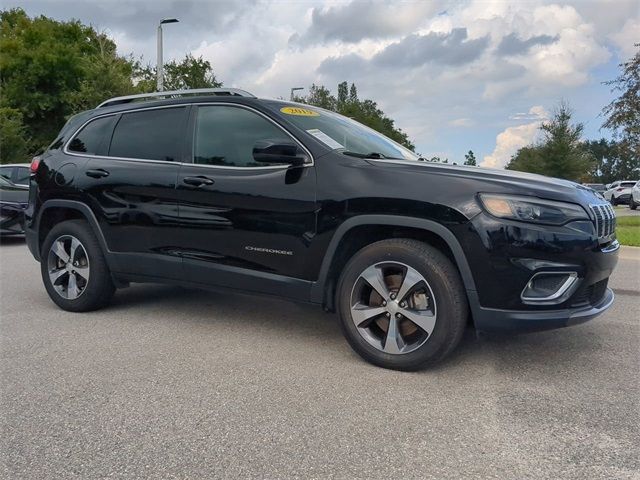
617, 187, 625, 191
30, 156, 40, 173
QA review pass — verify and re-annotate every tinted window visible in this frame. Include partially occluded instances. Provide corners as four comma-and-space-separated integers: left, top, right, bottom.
109, 108, 186, 161
194, 106, 293, 167
14, 167, 29, 184
620, 182, 636, 188
68, 116, 115, 154
0, 167, 12, 181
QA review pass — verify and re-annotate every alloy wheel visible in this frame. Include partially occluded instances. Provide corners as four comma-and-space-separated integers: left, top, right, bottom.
47, 235, 90, 300
350, 261, 437, 355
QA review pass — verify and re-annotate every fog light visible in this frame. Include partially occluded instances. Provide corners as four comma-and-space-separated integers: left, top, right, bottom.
521, 272, 579, 304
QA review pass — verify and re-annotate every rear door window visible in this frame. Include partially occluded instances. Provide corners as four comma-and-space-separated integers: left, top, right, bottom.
14, 167, 30, 185
109, 107, 187, 162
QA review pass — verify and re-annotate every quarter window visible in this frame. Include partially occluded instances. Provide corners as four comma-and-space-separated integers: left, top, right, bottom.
194, 106, 294, 167
109, 107, 186, 161
68, 116, 115, 155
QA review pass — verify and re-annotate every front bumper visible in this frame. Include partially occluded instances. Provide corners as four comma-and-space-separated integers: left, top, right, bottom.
470, 287, 615, 333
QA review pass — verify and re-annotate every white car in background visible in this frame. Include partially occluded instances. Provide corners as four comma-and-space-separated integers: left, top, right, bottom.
603, 180, 637, 205
630, 181, 640, 210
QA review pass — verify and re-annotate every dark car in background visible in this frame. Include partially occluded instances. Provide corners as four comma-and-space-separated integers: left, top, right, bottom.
0, 176, 28, 235
24, 88, 619, 370
0, 163, 31, 187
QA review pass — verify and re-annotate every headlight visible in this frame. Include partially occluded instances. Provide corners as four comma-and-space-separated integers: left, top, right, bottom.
478, 194, 589, 225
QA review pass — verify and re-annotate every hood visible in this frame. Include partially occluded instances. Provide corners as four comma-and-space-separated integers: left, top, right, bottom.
366, 159, 604, 206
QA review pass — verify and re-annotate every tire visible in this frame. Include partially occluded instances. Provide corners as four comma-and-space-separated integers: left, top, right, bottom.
630, 197, 637, 210
336, 238, 468, 371
40, 220, 115, 312
611, 197, 618, 206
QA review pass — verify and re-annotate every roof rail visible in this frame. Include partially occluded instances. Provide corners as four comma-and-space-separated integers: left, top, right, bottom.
96, 88, 256, 108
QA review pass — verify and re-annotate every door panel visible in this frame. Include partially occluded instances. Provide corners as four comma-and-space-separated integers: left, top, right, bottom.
78, 106, 189, 279
83, 157, 182, 277
176, 104, 317, 292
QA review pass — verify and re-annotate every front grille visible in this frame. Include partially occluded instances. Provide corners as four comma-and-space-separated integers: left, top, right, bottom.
589, 203, 616, 238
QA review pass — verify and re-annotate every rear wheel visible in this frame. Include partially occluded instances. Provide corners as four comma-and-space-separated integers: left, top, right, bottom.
630, 197, 637, 210
336, 239, 468, 371
41, 220, 115, 312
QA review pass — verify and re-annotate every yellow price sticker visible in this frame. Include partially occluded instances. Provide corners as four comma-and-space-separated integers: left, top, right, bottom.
280, 106, 320, 117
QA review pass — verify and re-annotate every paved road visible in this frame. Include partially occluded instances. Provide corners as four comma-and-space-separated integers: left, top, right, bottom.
615, 205, 640, 217
1, 239, 638, 479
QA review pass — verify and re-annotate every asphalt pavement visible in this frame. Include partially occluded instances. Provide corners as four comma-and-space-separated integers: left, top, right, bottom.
1, 238, 638, 479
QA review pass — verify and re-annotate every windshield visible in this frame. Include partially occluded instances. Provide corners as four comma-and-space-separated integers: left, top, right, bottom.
276, 104, 418, 161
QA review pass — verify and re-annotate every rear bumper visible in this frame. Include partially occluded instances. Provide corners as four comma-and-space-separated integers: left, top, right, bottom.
471, 287, 614, 333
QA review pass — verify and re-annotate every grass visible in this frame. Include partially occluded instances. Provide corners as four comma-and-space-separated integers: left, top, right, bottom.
616, 216, 640, 247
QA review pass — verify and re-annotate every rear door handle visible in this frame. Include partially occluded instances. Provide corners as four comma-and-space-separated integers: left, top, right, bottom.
183, 176, 215, 187
85, 169, 110, 178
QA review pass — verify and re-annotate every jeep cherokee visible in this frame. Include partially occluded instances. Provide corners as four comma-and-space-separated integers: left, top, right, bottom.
25, 88, 619, 370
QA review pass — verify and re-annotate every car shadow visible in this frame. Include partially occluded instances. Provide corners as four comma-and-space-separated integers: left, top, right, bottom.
0, 235, 26, 246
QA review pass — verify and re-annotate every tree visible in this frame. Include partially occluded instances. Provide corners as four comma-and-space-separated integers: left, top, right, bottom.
295, 81, 414, 150
0, 107, 29, 164
506, 102, 593, 181
464, 150, 476, 166
584, 138, 638, 183
0, 8, 138, 152
601, 45, 639, 173
134, 54, 222, 92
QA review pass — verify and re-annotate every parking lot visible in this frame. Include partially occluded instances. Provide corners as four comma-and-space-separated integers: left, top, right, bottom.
1, 238, 638, 479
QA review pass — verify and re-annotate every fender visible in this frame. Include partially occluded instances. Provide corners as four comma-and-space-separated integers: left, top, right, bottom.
309, 215, 478, 304
31, 199, 111, 262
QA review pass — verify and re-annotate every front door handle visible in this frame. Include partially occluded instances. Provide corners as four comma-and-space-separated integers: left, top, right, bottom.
183, 176, 215, 187
85, 169, 110, 178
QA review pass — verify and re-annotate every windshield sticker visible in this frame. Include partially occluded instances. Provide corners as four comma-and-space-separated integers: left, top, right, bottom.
280, 106, 320, 117
306, 129, 345, 150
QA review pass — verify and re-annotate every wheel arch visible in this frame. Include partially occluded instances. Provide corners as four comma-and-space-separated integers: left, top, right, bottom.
34, 200, 110, 261
310, 215, 477, 310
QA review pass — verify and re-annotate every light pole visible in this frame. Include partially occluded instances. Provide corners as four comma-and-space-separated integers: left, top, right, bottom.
157, 18, 179, 92
290, 87, 304, 101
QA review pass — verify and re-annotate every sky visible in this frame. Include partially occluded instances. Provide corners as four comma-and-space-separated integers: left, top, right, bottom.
13, 0, 640, 167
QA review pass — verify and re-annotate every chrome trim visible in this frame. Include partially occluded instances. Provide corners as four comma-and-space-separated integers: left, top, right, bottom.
601, 239, 620, 253
63, 103, 314, 170
589, 203, 616, 239
521, 271, 579, 305
96, 88, 255, 108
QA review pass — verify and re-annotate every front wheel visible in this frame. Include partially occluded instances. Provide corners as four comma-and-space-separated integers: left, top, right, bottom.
336, 239, 468, 371
41, 220, 115, 312
611, 197, 618, 206
630, 197, 637, 210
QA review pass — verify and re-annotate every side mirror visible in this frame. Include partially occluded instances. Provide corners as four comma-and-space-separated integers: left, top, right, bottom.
252, 140, 308, 166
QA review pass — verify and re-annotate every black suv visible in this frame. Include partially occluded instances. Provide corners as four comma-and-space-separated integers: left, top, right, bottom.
26, 88, 619, 370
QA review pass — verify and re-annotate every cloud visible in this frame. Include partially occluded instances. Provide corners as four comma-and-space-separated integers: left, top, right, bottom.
449, 118, 474, 127
609, 18, 640, 58
496, 33, 558, 56
482, 106, 548, 169
374, 28, 490, 68
294, 1, 441, 46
